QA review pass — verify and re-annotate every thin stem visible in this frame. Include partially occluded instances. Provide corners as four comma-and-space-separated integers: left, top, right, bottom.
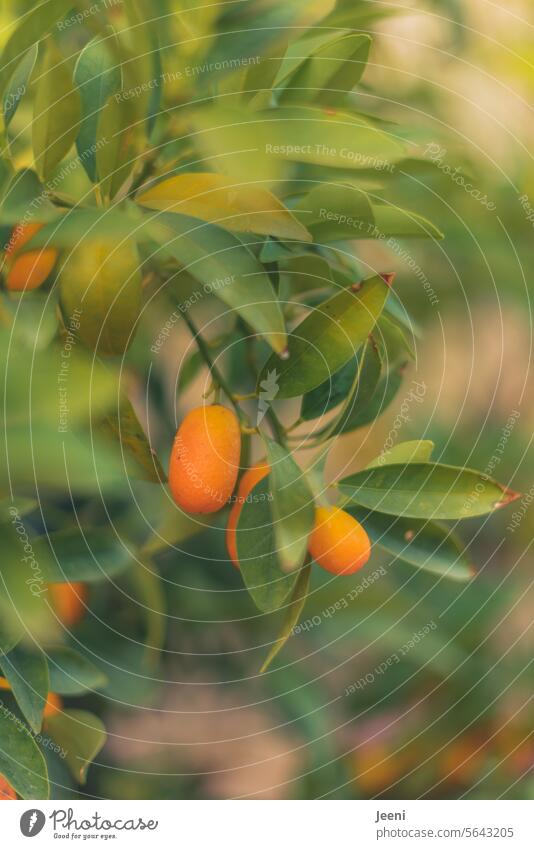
180, 309, 248, 425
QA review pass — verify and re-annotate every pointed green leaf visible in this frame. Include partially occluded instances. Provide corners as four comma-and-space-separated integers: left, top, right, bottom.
3, 44, 38, 127
0, 645, 49, 734
339, 463, 520, 519
263, 438, 315, 571
260, 274, 391, 399
260, 563, 311, 673
0, 696, 49, 798
33, 43, 81, 181
45, 709, 106, 784
73, 33, 122, 181
236, 478, 301, 613
47, 647, 107, 696
274, 31, 371, 106
0, 0, 73, 100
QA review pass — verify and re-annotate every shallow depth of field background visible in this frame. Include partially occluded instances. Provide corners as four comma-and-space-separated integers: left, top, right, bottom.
6, 0, 533, 799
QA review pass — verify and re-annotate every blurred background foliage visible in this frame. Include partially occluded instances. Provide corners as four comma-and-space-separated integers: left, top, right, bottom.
1, 0, 532, 800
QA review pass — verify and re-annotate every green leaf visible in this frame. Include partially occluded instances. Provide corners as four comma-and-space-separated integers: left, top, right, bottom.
0, 697, 49, 798
376, 313, 416, 364
260, 563, 311, 673
33, 42, 81, 181
1, 334, 119, 428
0, 0, 73, 102
47, 647, 107, 696
154, 212, 287, 354
259, 274, 391, 399
301, 354, 358, 421
372, 203, 444, 240
347, 506, 473, 581
323, 338, 383, 437
137, 173, 311, 241
236, 478, 300, 613
301, 337, 381, 427
339, 463, 520, 520
263, 438, 315, 571
40, 527, 134, 583
45, 709, 106, 784
73, 32, 122, 182
192, 106, 405, 180
367, 440, 434, 468
274, 31, 371, 106
3, 44, 38, 127
294, 182, 374, 243
96, 93, 136, 200
329, 359, 404, 435
99, 396, 166, 484
0, 520, 61, 646
0, 645, 49, 734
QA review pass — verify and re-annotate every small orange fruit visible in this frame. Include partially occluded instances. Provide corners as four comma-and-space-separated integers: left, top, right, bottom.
0, 775, 16, 800
43, 692, 63, 719
48, 582, 87, 627
4, 223, 58, 291
308, 506, 371, 575
226, 462, 270, 567
169, 405, 241, 514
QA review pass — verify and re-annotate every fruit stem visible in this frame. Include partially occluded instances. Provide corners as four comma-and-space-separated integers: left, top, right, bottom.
180, 310, 249, 425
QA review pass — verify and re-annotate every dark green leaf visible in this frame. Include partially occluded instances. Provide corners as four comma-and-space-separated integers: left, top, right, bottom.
0, 697, 49, 798
0, 645, 48, 733
73, 32, 122, 181
236, 478, 300, 613
47, 647, 107, 696
347, 506, 473, 581
260, 563, 311, 673
330, 359, 404, 435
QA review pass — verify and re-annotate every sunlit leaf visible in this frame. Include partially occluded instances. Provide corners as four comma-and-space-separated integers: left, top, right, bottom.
45, 709, 106, 784
259, 273, 391, 398
138, 173, 311, 241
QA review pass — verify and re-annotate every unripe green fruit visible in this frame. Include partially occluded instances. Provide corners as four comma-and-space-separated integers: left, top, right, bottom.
59, 238, 142, 355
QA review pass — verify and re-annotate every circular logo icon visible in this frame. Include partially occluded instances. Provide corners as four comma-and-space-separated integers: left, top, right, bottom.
20, 809, 46, 837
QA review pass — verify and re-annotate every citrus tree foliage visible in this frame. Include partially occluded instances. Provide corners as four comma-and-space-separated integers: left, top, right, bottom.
0, 0, 519, 799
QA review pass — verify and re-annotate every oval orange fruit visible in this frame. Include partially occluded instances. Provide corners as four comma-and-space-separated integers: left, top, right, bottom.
48, 582, 87, 627
169, 405, 241, 514
308, 506, 371, 575
4, 223, 58, 291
